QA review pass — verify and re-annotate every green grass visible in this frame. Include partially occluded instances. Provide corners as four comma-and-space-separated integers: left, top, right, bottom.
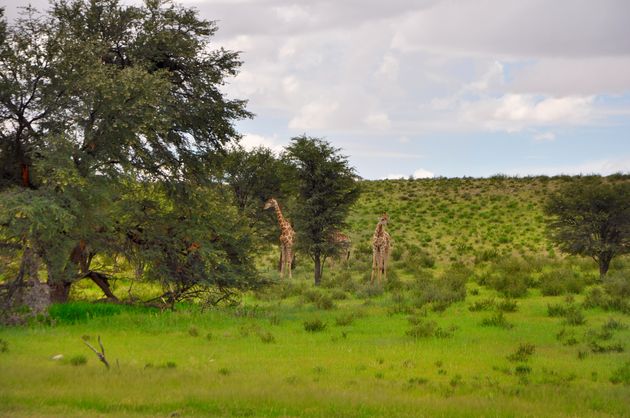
1, 285, 630, 417
2, 176, 630, 416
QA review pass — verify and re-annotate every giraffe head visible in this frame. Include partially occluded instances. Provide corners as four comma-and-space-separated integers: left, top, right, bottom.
263, 198, 278, 210
378, 213, 389, 225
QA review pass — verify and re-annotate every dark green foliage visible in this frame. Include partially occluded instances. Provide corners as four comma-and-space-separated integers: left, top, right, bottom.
610, 362, 630, 385
515, 365, 531, 375
540, 268, 589, 296
483, 258, 532, 298
497, 299, 518, 312
507, 343, 536, 362
284, 136, 360, 285
49, 302, 129, 324
563, 306, 587, 326
0, 0, 254, 304
469, 298, 495, 312
545, 177, 630, 277
223, 147, 290, 242
405, 317, 456, 339
547, 303, 568, 317
0, 338, 7, 353
413, 264, 469, 309
303, 318, 327, 332
590, 341, 624, 353
481, 312, 513, 329
69, 355, 87, 366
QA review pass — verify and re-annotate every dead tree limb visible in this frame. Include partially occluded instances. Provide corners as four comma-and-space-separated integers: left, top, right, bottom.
83, 336, 110, 369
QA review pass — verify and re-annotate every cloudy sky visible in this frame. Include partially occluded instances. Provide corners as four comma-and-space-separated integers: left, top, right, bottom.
3, 0, 630, 179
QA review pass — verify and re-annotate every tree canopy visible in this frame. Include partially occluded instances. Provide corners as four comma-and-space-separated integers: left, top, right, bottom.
284, 136, 360, 285
0, 0, 256, 311
545, 176, 630, 277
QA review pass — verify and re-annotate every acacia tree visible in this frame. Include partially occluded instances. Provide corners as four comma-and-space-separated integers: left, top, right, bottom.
0, 0, 253, 304
284, 136, 360, 285
545, 176, 630, 278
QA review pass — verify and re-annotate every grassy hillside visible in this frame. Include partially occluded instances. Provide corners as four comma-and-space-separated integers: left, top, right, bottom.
1, 176, 630, 417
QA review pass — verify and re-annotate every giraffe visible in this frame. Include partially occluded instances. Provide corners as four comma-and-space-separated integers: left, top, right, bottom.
371, 213, 391, 285
264, 198, 295, 278
329, 230, 351, 261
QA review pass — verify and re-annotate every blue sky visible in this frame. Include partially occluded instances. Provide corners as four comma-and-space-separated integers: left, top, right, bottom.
3, 0, 630, 179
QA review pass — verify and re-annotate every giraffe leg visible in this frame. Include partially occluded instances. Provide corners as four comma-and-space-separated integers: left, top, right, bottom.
371, 248, 378, 284
280, 245, 286, 279
287, 246, 293, 279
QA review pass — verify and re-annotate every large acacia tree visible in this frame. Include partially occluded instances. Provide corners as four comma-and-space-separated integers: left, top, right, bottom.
0, 0, 254, 304
545, 176, 630, 278
284, 136, 360, 285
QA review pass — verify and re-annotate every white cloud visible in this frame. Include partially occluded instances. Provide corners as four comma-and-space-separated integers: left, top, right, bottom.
239, 133, 285, 154
384, 173, 407, 180
413, 168, 434, 178
460, 94, 595, 132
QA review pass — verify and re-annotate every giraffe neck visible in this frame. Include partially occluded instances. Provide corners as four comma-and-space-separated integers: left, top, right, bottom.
274, 203, 287, 229
374, 222, 384, 237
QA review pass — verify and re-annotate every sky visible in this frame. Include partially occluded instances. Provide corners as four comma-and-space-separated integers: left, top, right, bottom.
3, 0, 630, 179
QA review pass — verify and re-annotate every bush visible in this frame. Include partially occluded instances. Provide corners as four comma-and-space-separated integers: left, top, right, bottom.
481, 312, 513, 329
497, 299, 518, 312
610, 362, 630, 385
563, 306, 586, 326
547, 303, 568, 317
70, 355, 87, 366
540, 268, 589, 296
507, 343, 535, 362
413, 264, 469, 309
335, 313, 355, 326
468, 298, 495, 312
484, 258, 533, 298
304, 318, 327, 332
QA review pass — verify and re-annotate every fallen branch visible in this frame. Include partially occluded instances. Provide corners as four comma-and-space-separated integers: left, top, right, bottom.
83, 336, 110, 369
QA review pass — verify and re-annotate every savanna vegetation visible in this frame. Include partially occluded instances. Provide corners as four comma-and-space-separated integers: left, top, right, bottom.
1, 1, 630, 417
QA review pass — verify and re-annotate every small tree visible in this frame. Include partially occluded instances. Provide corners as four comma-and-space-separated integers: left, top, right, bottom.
284, 136, 360, 285
544, 176, 630, 278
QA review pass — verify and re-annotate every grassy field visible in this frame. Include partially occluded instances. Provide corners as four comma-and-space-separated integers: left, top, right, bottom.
1, 177, 630, 417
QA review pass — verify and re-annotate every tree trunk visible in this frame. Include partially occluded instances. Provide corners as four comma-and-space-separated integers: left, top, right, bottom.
48, 280, 72, 303
599, 253, 612, 279
314, 255, 322, 286
85, 271, 119, 301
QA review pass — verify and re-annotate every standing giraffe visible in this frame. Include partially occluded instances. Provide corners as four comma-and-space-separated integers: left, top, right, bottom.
371, 213, 391, 285
264, 198, 295, 278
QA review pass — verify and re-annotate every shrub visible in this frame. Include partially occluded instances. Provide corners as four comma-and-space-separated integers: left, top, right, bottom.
602, 318, 627, 331
69, 355, 87, 366
497, 299, 518, 312
547, 303, 568, 317
563, 306, 586, 326
413, 264, 469, 309
507, 343, 535, 362
469, 298, 495, 312
590, 341, 624, 353
335, 313, 355, 326
540, 268, 589, 296
315, 294, 336, 310
406, 319, 436, 339
481, 312, 513, 329
610, 362, 630, 385
484, 258, 533, 298
257, 331, 275, 344
304, 318, 327, 332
